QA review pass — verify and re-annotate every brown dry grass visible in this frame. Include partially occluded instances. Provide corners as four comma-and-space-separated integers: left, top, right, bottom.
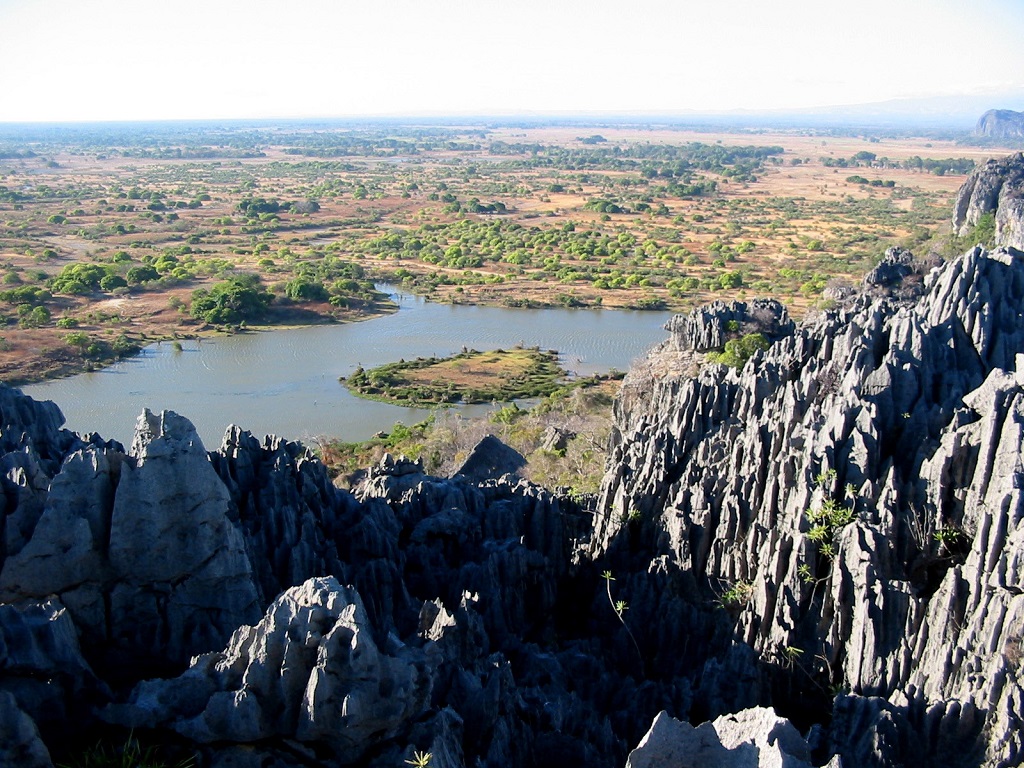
0, 125, 997, 383
398, 349, 546, 390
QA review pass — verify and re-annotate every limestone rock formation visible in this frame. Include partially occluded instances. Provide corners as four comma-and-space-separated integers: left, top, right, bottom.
211, 426, 353, 604
452, 434, 526, 482
862, 245, 914, 289
952, 152, 1024, 249
975, 109, 1024, 142
593, 243, 1024, 767
0, 597, 104, 738
106, 577, 435, 765
540, 425, 576, 454
625, 708, 837, 768
0, 409, 262, 674
0, 691, 51, 768
664, 298, 793, 354
109, 410, 262, 667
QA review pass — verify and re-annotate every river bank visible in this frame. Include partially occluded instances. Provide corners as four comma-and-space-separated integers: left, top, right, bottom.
22, 289, 673, 446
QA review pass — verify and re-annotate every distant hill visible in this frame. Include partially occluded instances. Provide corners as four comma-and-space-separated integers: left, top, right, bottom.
975, 109, 1024, 141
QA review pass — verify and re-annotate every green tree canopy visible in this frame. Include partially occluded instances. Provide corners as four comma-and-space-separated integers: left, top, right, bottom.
190, 274, 273, 325
50, 263, 110, 295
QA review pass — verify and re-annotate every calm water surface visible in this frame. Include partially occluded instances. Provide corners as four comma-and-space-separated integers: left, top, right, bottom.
24, 290, 672, 447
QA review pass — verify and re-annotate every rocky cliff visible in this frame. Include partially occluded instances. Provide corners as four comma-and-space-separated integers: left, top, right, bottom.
593, 243, 1024, 767
2, 165, 1024, 767
976, 109, 1024, 142
952, 152, 1024, 250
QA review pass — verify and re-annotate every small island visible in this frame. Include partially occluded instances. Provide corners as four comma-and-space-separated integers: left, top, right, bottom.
340, 346, 568, 405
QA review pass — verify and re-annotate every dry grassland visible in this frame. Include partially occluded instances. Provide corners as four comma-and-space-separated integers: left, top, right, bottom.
0, 123, 1000, 382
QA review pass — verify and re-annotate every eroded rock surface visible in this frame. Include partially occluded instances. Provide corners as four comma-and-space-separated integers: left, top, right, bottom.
0, 409, 261, 673
952, 151, 1024, 249
625, 708, 837, 768
106, 577, 435, 764
593, 243, 1024, 766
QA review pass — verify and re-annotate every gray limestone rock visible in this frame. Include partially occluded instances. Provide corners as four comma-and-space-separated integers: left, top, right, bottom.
540, 425, 576, 454
592, 244, 1024, 766
0, 596, 104, 736
625, 708, 832, 768
952, 152, 1024, 249
212, 425, 351, 606
0, 447, 115, 610
665, 299, 794, 354
109, 410, 261, 667
107, 577, 436, 764
0, 384, 79, 472
0, 408, 262, 671
976, 109, 1024, 142
453, 435, 526, 483
862, 246, 915, 288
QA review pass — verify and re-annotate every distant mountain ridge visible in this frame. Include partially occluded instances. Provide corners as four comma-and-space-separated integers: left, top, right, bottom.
976, 109, 1024, 141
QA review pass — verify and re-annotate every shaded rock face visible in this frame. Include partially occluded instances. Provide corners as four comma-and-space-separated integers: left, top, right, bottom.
0, 691, 52, 768
976, 109, 1024, 142
593, 244, 1024, 767
452, 434, 527, 482
862, 246, 916, 291
952, 152, 1024, 249
0, 409, 261, 675
0, 598, 104, 743
211, 425, 356, 606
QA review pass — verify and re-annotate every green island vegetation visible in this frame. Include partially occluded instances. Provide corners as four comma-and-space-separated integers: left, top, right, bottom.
0, 120, 992, 383
341, 346, 567, 405
319, 375, 622, 494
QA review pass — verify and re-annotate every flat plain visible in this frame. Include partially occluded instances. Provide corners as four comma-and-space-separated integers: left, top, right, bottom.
0, 122, 998, 383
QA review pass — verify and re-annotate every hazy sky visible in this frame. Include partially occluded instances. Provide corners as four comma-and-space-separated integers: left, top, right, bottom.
2, 0, 1023, 122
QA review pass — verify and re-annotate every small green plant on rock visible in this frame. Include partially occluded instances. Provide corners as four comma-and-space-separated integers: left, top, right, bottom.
805, 497, 855, 559
797, 563, 816, 584
602, 570, 644, 674
814, 468, 837, 488
707, 332, 770, 369
58, 733, 194, 768
781, 645, 804, 670
405, 751, 433, 768
933, 526, 961, 546
720, 579, 754, 608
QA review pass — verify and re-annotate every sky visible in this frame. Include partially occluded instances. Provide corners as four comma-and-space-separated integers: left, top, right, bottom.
2, 0, 1023, 122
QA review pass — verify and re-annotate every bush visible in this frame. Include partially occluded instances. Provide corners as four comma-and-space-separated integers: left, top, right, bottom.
284, 278, 329, 303
101, 275, 128, 291
65, 331, 90, 348
126, 266, 160, 285
708, 332, 770, 368
190, 274, 273, 325
18, 305, 51, 328
51, 263, 109, 295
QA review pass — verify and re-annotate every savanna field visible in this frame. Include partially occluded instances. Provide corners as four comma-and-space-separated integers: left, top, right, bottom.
0, 123, 997, 385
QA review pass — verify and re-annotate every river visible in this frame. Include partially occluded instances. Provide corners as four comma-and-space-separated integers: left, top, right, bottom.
23, 289, 673, 448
